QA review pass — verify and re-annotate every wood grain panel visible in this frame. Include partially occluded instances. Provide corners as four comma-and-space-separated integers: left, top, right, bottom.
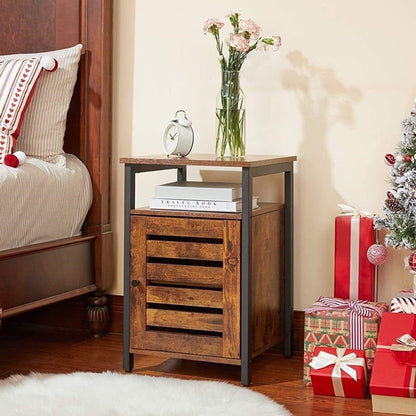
252, 207, 284, 356
141, 331, 223, 357
147, 309, 223, 333
129, 216, 147, 348
0, 238, 94, 310
147, 263, 223, 288
55, 0, 79, 48
222, 220, 241, 358
0, 0, 56, 53
147, 287, 223, 309
121, 154, 297, 167
147, 240, 223, 261
144, 216, 224, 238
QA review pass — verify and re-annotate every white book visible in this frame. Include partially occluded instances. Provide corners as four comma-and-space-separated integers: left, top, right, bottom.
154, 181, 242, 201
149, 196, 259, 213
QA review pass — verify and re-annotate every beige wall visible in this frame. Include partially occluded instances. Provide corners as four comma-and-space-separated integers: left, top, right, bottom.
112, 0, 416, 310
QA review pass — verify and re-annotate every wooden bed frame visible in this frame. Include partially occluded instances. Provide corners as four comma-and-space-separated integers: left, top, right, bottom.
0, 0, 113, 334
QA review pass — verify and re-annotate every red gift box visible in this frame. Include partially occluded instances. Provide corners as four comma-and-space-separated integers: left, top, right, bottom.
370, 312, 416, 414
310, 346, 367, 398
334, 210, 376, 301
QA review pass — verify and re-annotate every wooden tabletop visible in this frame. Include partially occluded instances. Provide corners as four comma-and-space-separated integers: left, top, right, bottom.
120, 153, 297, 168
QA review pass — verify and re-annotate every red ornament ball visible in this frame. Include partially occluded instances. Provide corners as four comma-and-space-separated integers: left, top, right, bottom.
367, 244, 388, 265
404, 155, 413, 163
409, 252, 416, 271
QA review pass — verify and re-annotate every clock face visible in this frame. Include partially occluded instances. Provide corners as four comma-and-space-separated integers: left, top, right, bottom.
163, 124, 179, 154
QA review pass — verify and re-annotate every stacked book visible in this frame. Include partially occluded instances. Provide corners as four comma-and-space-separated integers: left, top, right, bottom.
149, 181, 258, 213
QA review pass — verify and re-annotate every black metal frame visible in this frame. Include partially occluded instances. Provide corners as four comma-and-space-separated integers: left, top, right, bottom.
122, 159, 294, 386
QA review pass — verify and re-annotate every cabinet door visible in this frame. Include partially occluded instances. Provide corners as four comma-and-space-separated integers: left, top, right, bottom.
129, 215, 240, 359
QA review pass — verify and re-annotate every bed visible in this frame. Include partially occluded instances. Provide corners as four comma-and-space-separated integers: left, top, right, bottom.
0, 0, 113, 335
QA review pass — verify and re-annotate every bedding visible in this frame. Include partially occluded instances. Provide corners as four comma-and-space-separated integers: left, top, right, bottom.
0, 154, 92, 251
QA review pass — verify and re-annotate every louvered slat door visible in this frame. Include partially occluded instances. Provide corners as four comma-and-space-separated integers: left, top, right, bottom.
130, 215, 241, 360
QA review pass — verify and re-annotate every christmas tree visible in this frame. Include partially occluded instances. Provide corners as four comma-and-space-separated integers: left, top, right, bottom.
374, 102, 416, 249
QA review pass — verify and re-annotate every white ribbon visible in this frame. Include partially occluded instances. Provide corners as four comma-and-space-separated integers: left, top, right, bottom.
309, 348, 367, 397
338, 204, 373, 219
350, 217, 360, 299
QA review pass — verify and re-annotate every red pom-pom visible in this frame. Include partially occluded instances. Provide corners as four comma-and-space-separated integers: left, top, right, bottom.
4, 154, 19, 168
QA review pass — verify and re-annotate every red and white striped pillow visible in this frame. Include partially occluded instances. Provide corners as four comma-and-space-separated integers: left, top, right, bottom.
13, 44, 82, 167
0, 56, 57, 163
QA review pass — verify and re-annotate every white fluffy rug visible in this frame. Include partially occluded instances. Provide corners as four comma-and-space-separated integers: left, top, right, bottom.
0, 371, 292, 416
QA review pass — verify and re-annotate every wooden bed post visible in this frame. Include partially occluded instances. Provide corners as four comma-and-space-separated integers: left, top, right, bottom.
81, 0, 113, 336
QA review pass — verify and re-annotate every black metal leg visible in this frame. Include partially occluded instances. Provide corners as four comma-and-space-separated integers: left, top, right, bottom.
177, 166, 187, 182
123, 164, 134, 372
284, 169, 294, 358
240, 167, 253, 386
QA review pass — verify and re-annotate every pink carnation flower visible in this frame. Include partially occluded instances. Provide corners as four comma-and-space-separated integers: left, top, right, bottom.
239, 19, 261, 39
229, 33, 250, 52
203, 18, 224, 34
271, 35, 282, 51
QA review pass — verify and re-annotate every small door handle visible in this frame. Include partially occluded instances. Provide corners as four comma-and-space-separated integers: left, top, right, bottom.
131, 280, 139, 287
225, 256, 239, 267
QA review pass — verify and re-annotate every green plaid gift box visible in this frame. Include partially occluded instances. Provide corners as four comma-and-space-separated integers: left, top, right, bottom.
303, 296, 388, 386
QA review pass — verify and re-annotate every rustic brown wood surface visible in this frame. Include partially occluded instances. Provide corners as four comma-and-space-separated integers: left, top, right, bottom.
147, 263, 224, 288
120, 154, 297, 168
128, 207, 285, 366
222, 220, 241, 359
147, 240, 223, 261
143, 215, 224, 237
251, 208, 284, 356
146, 309, 223, 333
129, 216, 147, 349
133, 331, 224, 358
0, 322, 389, 416
130, 215, 242, 360
147, 286, 223, 309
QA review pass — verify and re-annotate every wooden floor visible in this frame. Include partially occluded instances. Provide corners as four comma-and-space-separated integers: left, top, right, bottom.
0, 323, 389, 416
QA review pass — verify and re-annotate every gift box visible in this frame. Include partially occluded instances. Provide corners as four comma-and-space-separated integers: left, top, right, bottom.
309, 347, 367, 398
334, 208, 376, 301
303, 296, 388, 386
390, 289, 416, 314
370, 312, 416, 415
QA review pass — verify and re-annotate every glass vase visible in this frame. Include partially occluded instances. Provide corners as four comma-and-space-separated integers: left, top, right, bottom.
215, 70, 246, 158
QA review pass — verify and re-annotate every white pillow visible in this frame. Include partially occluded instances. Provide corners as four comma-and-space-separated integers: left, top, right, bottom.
2, 44, 82, 167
